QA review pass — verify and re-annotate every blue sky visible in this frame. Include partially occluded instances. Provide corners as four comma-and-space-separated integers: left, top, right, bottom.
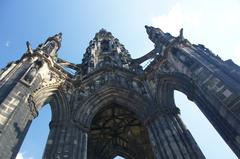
0, 0, 239, 158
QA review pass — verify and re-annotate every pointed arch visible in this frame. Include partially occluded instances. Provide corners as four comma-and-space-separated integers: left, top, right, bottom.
156, 72, 195, 107
31, 86, 71, 121
156, 72, 240, 156
74, 86, 154, 127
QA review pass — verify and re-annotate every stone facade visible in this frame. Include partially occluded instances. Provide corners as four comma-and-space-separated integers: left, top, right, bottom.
0, 26, 240, 159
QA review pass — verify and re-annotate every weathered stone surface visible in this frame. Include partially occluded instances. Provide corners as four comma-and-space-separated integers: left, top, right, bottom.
0, 26, 240, 159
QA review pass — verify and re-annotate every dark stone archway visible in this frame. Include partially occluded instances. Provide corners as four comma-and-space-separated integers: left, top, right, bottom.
88, 104, 154, 159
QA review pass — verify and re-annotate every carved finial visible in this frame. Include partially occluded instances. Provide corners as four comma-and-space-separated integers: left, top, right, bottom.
99, 28, 107, 32
54, 32, 62, 43
179, 28, 184, 40
145, 25, 172, 46
45, 32, 62, 47
26, 41, 33, 54
38, 33, 63, 60
145, 25, 151, 33
145, 25, 164, 35
95, 28, 113, 39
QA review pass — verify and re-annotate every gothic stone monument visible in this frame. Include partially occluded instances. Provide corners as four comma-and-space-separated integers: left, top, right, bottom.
0, 26, 240, 159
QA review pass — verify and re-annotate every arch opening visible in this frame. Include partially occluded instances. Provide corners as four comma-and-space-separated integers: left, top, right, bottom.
156, 73, 238, 158
87, 103, 154, 159
17, 104, 51, 159
15, 89, 70, 159
113, 155, 125, 159
174, 90, 237, 159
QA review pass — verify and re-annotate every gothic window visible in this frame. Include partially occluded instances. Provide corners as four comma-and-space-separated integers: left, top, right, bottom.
104, 56, 111, 63
101, 40, 110, 52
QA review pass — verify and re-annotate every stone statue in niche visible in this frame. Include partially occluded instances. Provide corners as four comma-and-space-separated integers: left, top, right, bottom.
27, 95, 38, 118
23, 60, 43, 83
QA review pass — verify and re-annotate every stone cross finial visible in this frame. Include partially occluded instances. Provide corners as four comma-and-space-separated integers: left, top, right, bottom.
26, 41, 33, 54
179, 28, 183, 40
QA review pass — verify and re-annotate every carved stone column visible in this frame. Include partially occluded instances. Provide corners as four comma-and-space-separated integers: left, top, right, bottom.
194, 92, 240, 157
145, 107, 205, 159
43, 120, 88, 159
0, 63, 42, 159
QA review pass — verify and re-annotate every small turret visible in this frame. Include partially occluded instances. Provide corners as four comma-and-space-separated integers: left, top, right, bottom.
35, 33, 62, 61
81, 29, 134, 75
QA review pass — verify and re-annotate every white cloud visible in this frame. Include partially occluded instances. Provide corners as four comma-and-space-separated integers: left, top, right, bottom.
151, 1, 240, 65
5, 40, 11, 47
234, 45, 240, 55
16, 152, 24, 159
151, 3, 201, 36
233, 45, 240, 64
16, 152, 34, 159
151, 1, 240, 36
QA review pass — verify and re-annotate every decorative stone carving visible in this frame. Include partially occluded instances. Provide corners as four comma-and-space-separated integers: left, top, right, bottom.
23, 60, 43, 83
80, 29, 135, 75
33, 33, 62, 61
27, 95, 38, 118
145, 25, 174, 46
26, 41, 33, 54
171, 47, 195, 67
